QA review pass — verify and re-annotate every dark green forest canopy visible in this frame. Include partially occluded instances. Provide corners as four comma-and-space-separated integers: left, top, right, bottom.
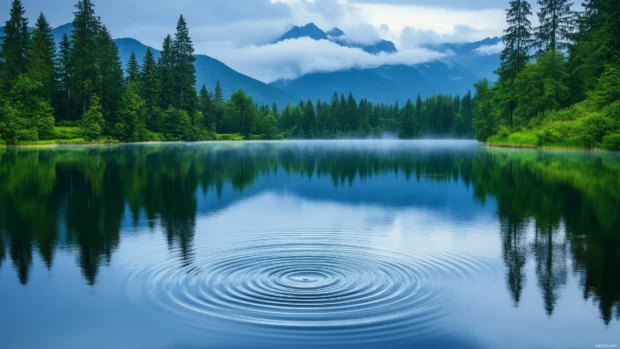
1, 0, 616, 146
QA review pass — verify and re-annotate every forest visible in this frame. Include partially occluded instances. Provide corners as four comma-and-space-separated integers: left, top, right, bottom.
0, 0, 618, 148
474, 0, 619, 150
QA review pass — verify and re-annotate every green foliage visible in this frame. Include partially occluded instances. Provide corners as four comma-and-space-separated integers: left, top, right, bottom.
54, 126, 82, 140
115, 82, 147, 142
473, 78, 498, 141
6, 75, 55, 142
602, 134, 620, 151
588, 65, 620, 109
81, 95, 104, 141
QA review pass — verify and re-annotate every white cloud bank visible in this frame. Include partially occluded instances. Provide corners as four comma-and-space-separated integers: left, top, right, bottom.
207, 37, 449, 83
474, 42, 505, 55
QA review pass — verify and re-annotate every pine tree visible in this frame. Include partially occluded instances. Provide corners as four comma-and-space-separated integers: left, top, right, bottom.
140, 48, 161, 130
535, 0, 575, 56
158, 35, 175, 109
303, 99, 316, 139
0, 0, 30, 92
96, 25, 124, 128
56, 34, 72, 120
126, 51, 140, 83
214, 80, 224, 104
115, 82, 147, 142
172, 15, 197, 115
69, 0, 101, 119
568, 0, 620, 99
198, 84, 214, 131
399, 99, 416, 139
498, 0, 533, 81
28, 13, 57, 101
81, 95, 104, 141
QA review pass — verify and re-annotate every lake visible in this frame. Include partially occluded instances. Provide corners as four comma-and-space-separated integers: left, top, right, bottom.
0, 140, 619, 349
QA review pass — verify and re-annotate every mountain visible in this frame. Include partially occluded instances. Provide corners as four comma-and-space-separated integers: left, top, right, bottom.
277, 23, 328, 42
271, 62, 481, 104
271, 36, 502, 103
47, 24, 297, 106
425, 37, 502, 81
276, 23, 397, 55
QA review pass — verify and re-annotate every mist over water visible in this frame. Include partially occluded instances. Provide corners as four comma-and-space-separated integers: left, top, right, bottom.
0, 140, 619, 349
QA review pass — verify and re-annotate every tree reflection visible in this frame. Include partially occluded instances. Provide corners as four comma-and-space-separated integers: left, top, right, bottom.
0, 144, 618, 323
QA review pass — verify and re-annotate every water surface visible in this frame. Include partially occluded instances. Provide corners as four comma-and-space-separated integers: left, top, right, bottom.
0, 141, 619, 349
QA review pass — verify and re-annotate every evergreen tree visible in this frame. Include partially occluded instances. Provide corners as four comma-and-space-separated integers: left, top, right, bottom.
399, 99, 416, 139
199, 84, 215, 131
472, 78, 498, 141
303, 99, 316, 139
158, 35, 175, 109
346, 92, 358, 132
172, 15, 197, 115
230, 90, 253, 139
28, 12, 57, 101
513, 51, 569, 121
7, 75, 55, 142
69, 0, 101, 119
126, 51, 140, 83
535, 0, 575, 56
96, 25, 124, 128
214, 80, 224, 104
0, 0, 30, 92
81, 95, 104, 141
568, 0, 620, 99
496, 0, 533, 127
115, 82, 147, 142
139, 48, 161, 130
56, 34, 72, 120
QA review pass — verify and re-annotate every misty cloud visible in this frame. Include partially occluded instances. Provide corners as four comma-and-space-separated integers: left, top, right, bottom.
208, 37, 448, 83
474, 42, 505, 55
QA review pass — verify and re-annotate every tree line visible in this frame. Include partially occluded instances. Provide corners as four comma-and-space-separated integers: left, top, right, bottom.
0, 0, 478, 145
472, 0, 619, 150
1, 0, 618, 147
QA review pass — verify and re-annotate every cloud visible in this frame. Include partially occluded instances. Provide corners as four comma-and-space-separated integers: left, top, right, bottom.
208, 37, 448, 83
474, 42, 505, 55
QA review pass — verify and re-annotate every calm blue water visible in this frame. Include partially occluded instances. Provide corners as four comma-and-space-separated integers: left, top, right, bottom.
0, 141, 619, 349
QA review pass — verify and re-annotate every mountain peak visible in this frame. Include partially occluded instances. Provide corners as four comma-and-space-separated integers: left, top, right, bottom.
327, 27, 345, 37
277, 23, 328, 42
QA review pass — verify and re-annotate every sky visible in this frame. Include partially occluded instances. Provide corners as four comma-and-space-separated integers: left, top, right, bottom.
1, 0, 518, 82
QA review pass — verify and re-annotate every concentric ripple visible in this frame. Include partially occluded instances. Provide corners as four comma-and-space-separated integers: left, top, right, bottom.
124, 241, 498, 344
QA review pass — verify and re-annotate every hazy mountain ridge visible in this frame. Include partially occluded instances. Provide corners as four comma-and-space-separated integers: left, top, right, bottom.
271, 35, 502, 103
276, 23, 398, 54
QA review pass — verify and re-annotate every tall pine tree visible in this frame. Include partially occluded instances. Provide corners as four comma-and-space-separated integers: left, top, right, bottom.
0, 0, 30, 92
96, 25, 123, 128
126, 51, 139, 83
535, 0, 575, 56
28, 12, 57, 101
172, 15, 197, 117
69, 0, 101, 119
140, 48, 161, 130
158, 35, 175, 109
496, 0, 533, 127
56, 34, 72, 120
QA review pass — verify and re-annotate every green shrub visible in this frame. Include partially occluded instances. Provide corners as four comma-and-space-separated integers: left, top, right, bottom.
602, 134, 620, 151
55, 126, 82, 140
581, 113, 614, 149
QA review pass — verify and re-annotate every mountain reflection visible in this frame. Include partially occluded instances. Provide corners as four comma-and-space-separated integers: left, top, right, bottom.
0, 142, 619, 324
